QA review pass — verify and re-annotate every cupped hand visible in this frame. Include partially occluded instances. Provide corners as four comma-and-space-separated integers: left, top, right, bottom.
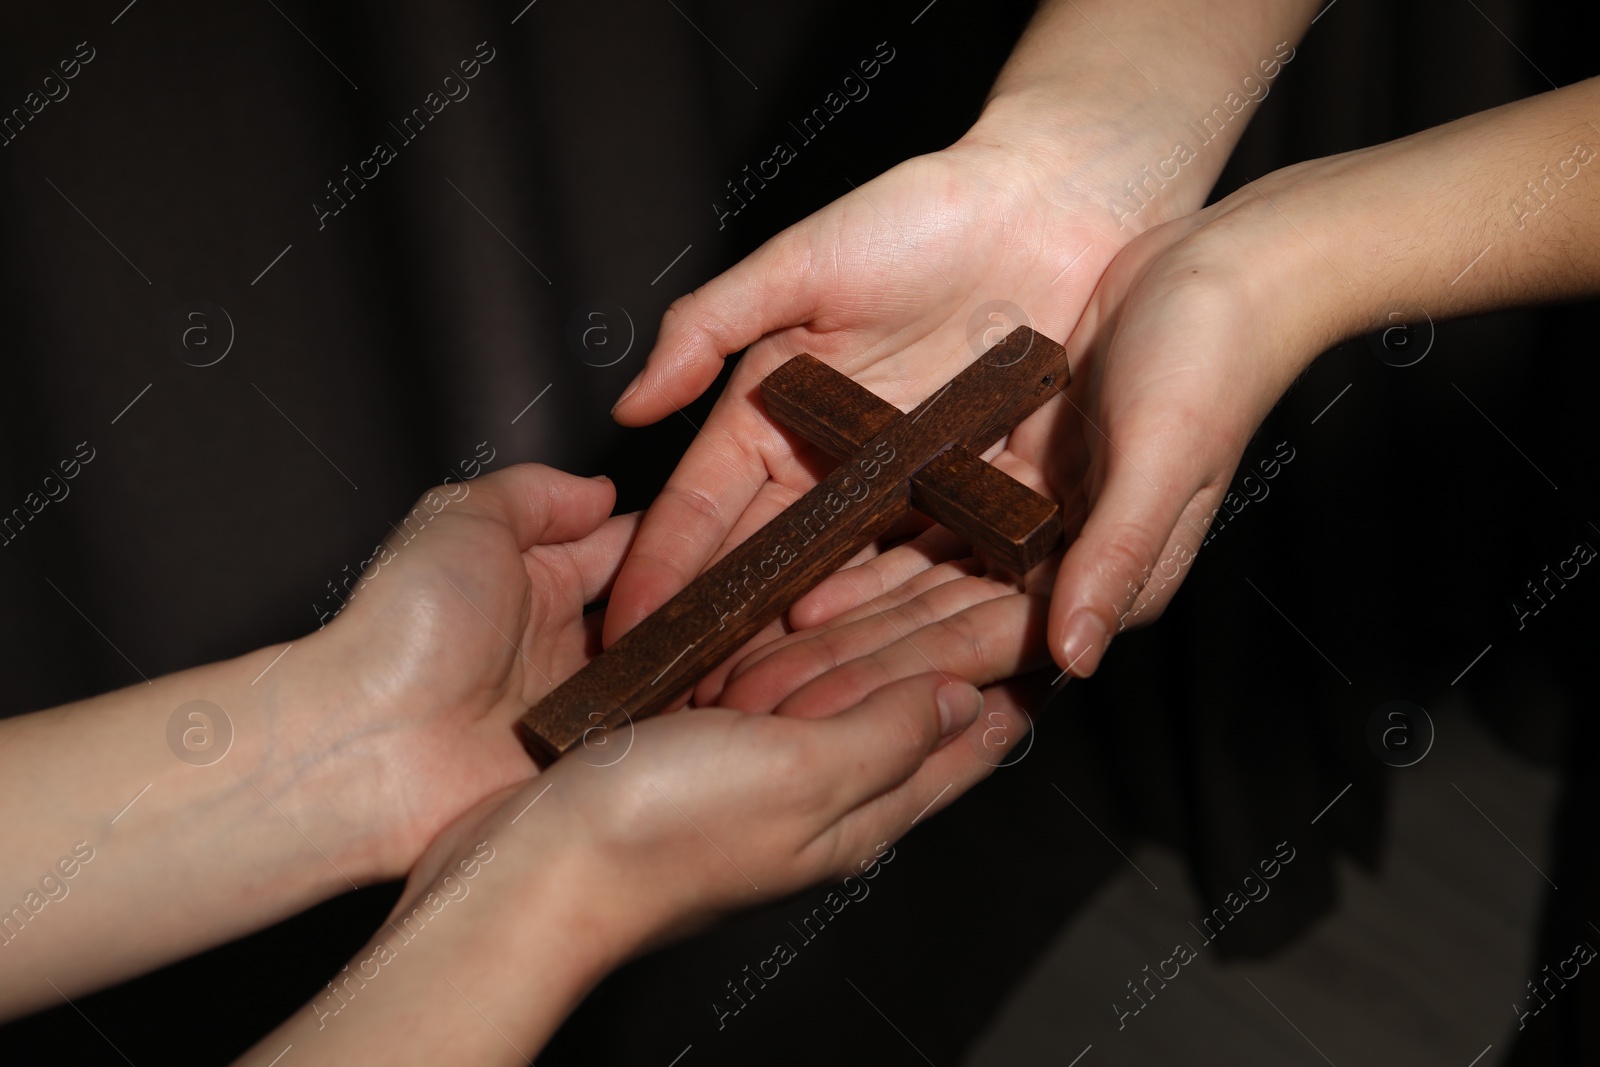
398, 673, 1000, 959
286, 464, 637, 883
605, 128, 1139, 647
783, 184, 1329, 683
1036, 191, 1329, 675
703, 178, 1331, 706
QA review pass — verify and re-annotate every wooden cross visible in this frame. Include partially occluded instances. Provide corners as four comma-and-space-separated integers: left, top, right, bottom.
518, 326, 1070, 760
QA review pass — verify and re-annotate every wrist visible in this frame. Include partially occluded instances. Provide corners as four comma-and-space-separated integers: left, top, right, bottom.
1196, 142, 1457, 363
425, 812, 644, 1017
971, 2, 1314, 239
247, 626, 403, 887
1102, 179, 1343, 412
962, 90, 1194, 240
252, 827, 621, 1063
1214, 82, 1600, 349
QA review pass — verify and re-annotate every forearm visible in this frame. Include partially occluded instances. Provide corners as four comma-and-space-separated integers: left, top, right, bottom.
969, 0, 1322, 231
238, 819, 619, 1065
1228, 76, 1600, 353
237, 671, 990, 1064
0, 634, 365, 1018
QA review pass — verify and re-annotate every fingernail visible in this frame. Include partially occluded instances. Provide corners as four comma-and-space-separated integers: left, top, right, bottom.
1061, 611, 1110, 678
589, 473, 612, 482
611, 373, 643, 412
936, 681, 983, 735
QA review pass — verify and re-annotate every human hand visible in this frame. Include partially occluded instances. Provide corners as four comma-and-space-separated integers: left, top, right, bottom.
1030, 204, 1315, 675
284, 463, 637, 883
603, 115, 1138, 649
700, 522, 1053, 720
604, 108, 1325, 704
243, 674, 1000, 1063
691, 175, 1331, 703
778, 147, 1413, 685
604, 0, 1323, 652
407, 672, 994, 947
759, 200, 1318, 687
0, 462, 642, 1016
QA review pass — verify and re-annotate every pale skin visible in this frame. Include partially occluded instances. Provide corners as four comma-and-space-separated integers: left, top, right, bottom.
4, 1, 1315, 1044
0, 465, 638, 1019
0, 461, 1011, 1057
607, 0, 1325, 671
234, 672, 998, 1064
704, 75, 1600, 709
7, 8, 1597, 1063
611, 3, 1600, 700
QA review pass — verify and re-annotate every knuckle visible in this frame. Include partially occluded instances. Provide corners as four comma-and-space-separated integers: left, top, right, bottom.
883, 704, 930, 768
655, 483, 728, 543
890, 592, 940, 634
764, 727, 827, 803
946, 574, 1010, 610
1093, 525, 1162, 591
938, 610, 990, 673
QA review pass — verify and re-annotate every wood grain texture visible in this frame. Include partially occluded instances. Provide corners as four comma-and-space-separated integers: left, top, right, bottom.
909, 446, 1062, 574
761, 353, 1063, 573
518, 326, 1070, 760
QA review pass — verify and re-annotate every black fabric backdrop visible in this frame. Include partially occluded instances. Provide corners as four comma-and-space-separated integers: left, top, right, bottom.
0, 1, 1595, 1063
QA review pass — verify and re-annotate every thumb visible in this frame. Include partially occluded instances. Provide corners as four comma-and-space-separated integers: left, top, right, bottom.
613, 227, 818, 425
1049, 439, 1215, 678
459, 464, 618, 552
819, 675, 985, 811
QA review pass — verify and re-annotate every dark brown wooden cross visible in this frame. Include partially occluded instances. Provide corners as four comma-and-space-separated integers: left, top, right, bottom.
518, 326, 1070, 760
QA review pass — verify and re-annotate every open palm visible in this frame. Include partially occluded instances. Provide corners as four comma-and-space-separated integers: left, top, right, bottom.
720, 203, 1315, 704
297, 464, 635, 881
606, 140, 1133, 645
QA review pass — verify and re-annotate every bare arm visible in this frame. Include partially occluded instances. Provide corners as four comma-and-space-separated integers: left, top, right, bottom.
0, 464, 633, 1019
236, 675, 1001, 1064
605, 0, 1324, 649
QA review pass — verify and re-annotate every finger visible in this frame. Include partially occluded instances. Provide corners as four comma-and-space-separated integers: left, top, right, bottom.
749, 591, 1048, 719
812, 674, 986, 813
458, 464, 618, 552
698, 534, 924, 707
792, 444, 1061, 628
556, 511, 643, 605
724, 573, 1013, 712
828, 677, 1039, 858
791, 524, 975, 628
808, 557, 989, 630
1114, 484, 1228, 631
602, 382, 793, 645
692, 615, 790, 708
613, 227, 816, 425
1048, 418, 1221, 678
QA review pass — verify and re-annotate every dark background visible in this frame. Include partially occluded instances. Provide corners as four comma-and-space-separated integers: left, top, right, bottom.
0, 0, 1596, 1063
